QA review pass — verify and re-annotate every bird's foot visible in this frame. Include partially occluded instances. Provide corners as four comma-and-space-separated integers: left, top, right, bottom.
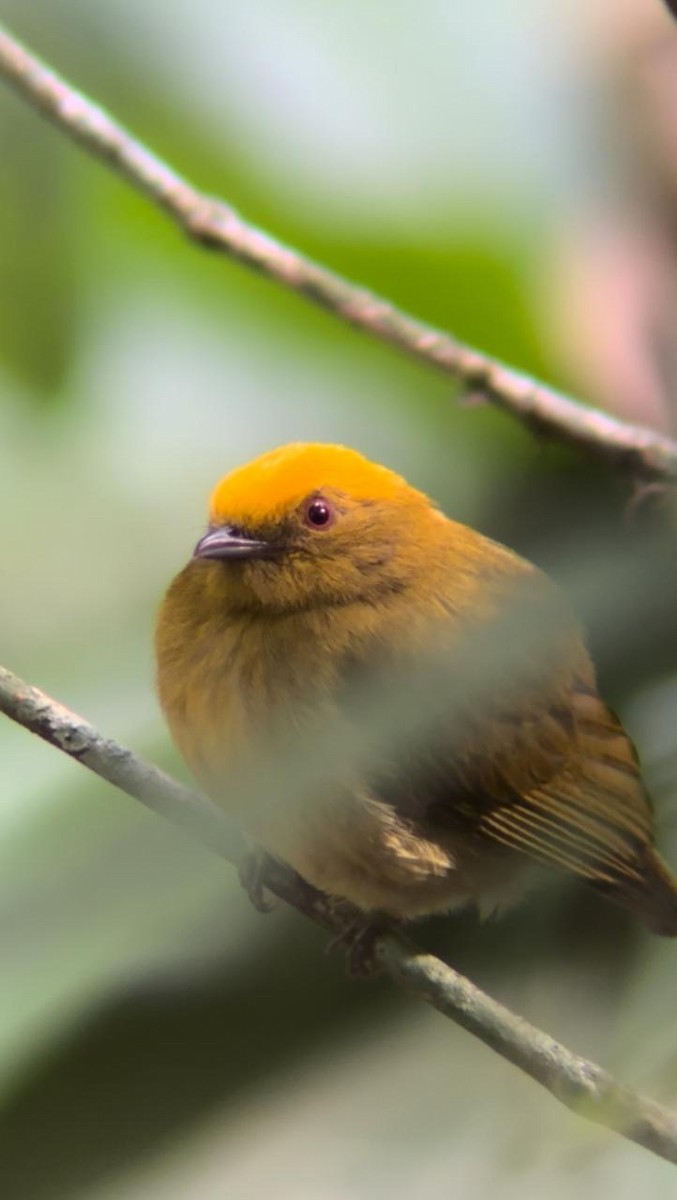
238, 848, 276, 913
325, 902, 392, 978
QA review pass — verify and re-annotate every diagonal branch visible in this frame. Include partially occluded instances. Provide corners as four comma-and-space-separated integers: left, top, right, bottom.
2, 663, 677, 1164
0, 25, 677, 482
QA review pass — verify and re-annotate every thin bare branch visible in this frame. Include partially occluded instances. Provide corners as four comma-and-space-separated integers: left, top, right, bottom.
1, 662, 677, 1164
0, 25, 676, 481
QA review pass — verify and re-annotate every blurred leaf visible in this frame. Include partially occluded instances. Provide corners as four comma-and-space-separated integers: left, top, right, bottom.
0, 94, 80, 400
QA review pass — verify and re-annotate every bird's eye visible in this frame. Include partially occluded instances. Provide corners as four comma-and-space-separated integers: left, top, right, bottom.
304, 497, 335, 530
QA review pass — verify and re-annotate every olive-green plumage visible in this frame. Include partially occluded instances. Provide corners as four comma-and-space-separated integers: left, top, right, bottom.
155, 443, 677, 933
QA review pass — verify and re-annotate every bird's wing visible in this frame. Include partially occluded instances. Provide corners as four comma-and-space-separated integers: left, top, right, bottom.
418, 540, 656, 893
470, 676, 655, 890
369, 649, 655, 897
354, 625, 677, 929
338, 526, 659, 906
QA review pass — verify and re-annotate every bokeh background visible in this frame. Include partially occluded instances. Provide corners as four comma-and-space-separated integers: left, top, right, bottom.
3, 0, 677, 1196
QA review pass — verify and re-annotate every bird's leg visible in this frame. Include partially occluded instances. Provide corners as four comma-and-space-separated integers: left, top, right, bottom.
324, 899, 395, 977
238, 845, 276, 913
238, 851, 394, 975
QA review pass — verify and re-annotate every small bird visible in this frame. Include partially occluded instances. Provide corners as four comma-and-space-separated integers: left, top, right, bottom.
155, 442, 677, 935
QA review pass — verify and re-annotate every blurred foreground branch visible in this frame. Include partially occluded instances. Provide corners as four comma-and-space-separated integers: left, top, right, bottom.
2, 663, 677, 1164
1, 27, 677, 481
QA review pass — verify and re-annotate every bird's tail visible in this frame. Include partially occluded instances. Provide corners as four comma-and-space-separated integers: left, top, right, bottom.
597, 846, 677, 937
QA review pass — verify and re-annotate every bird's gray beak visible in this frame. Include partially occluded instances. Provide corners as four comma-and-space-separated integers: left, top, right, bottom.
193, 526, 272, 561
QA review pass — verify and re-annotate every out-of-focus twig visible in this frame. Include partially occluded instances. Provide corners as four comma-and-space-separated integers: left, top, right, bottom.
2, 662, 677, 1165
0, 25, 677, 481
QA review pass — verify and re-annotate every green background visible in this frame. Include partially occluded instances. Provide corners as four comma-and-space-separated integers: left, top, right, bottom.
2, 2, 677, 1197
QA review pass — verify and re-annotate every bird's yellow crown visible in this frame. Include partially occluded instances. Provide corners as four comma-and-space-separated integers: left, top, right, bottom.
209, 442, 421, 526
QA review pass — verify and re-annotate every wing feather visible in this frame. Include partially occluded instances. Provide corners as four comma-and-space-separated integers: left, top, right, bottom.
345, 525, 669, 920
387, 667, 656, 895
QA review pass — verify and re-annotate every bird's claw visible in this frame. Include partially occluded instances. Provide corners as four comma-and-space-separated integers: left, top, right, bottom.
238, 850, 276, 913
325, 902, 391, 977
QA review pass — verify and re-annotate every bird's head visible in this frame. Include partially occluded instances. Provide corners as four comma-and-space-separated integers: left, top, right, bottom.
189, 443, 441, 612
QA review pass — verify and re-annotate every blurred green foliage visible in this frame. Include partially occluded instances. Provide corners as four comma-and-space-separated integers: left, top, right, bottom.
1, 2, 677, 1198
0, 96, 80, 396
